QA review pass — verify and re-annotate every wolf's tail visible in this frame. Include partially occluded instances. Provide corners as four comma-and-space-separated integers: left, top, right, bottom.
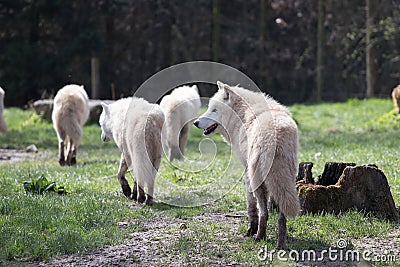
66, 116, 83, 144
268, 173, 300, 218
248, 137, 300, 218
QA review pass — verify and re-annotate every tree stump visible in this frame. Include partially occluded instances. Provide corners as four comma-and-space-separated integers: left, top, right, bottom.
296, 161, 314, 184
32, 99, 53, 121
296, 162, 399, 221
315, 162, 356, 186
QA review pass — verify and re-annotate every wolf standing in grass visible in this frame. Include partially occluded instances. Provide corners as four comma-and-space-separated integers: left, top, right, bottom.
52, 84, 89, 166
194, 81, 300, 249
391, 84, 400, 113
99, 97, 164, 205
160, 85, 201, 161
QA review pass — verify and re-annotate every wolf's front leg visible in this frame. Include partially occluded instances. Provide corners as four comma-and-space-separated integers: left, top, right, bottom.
117, 154, 131, 198
244, 176, 258, 237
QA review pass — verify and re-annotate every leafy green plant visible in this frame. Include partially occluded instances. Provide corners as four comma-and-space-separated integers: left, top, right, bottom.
20, 113, 44, 129
375, 109, 400, 128
23, 175, 67, 195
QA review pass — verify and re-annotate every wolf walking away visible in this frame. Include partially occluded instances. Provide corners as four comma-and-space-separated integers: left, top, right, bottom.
160, 85, 201, 161
52, 84, 89, 166
99, 97, 164, 205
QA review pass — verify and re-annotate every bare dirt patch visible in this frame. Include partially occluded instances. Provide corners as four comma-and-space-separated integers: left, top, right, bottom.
36, 209, 400, 267
0, 146, 39, 163
38, 211, 245, 267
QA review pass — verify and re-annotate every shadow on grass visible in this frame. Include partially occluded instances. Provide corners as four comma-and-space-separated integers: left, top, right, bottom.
152, 202, 206, 218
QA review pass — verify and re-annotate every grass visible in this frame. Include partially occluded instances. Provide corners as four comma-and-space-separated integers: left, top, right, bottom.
0, 99, 399, 266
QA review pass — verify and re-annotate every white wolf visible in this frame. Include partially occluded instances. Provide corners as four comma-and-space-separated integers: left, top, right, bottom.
194, 81, 300, 249
52, 84, 89, 166
99, 97, 164, 205
392, 84, 400, 113
0, 87, 7, 133
160, 85, 201, 161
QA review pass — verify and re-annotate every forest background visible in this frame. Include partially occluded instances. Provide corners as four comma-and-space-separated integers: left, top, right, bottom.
0, 0, 399, 106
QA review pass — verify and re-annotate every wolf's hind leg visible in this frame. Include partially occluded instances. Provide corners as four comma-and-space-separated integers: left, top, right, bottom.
58, 140, 66, 166
117, 154, 131, 198
245, 176, 259, 237
57, 129, 66, 166
277, 211, 288, 250
145, 178, 155, 206
135, 176, 146, 203
66, 140, 77, 166
179, 123, 190, 157
132, 181, 138, 201
70, 144, 77, 165
253, 184, 269, 241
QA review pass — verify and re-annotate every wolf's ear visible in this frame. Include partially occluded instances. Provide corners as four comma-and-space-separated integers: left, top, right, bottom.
216, 81, 226, 91
192, 85, 199, 93
101, 102, 109, 115
217, 81, 233, 101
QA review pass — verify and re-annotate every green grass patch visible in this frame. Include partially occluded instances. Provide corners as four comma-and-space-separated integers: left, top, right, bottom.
0, 98, 399, 265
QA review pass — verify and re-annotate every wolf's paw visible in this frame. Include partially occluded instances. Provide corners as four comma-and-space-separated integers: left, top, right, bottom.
59, 158, 66, 166
132, 188, 138, 201
145, 195, 153, 206
137, 193, 146, 203
121, 187, 132, 199
245, 222, 258, 237
276, 242, 288, 250
70, 157, 77, 165
137, 186, 146, 203
254, 232, 266, 241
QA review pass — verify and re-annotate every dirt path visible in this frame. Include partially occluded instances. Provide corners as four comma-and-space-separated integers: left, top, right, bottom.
36, 212, 399, 267
0, 146, 40, 163
38, 213, 244, 267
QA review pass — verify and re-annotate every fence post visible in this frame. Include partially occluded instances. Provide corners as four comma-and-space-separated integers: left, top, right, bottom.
91, 57, 100, 99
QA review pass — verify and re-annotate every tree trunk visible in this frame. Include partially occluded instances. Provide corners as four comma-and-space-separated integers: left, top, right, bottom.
366, 0, 378, 98
104, 0, 115, 99
91, 57, 100, 99
258, 0, 267, 88
316, 0, 325, 102
156, 3, 172, 71
212, 0, 220, 62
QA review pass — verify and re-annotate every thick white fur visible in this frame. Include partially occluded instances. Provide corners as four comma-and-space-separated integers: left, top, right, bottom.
195, 81, 300, 248
0, 87, 7, 132
52, 84, 89, 165
160, 85, 201, 161
99, 97, 164, 205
